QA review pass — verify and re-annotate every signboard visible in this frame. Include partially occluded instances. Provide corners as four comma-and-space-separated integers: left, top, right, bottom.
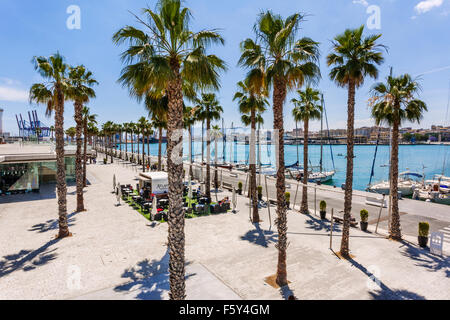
430, 232, 444, 256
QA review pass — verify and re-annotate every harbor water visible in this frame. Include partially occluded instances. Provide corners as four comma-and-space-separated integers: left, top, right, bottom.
116, 141, 450, 192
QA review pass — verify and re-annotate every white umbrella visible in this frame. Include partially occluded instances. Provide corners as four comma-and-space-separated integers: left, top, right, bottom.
151, 196, 157, 220
232, 188, 237, 213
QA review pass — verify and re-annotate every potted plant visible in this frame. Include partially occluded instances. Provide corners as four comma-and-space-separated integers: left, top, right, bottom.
285, 192, 290, 209
319, 200, 327, 220
237, 182, 243, 195
360, 209, 369, 232
257, 186, 263, 200
103, 158, 107, 164
418, 222, 429, 248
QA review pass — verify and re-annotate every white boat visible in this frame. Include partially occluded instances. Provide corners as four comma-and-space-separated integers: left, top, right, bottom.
413, 188, 450, 205
424, 175, 450, 194
308, 170, 336, 183
368, 172, 423, 196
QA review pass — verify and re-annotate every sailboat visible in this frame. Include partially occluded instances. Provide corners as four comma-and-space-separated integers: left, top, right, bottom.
307, 95, 336, 183
367, 127, 423, 196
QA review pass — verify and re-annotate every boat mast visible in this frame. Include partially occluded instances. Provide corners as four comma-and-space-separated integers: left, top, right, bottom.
320, 94, 324, 173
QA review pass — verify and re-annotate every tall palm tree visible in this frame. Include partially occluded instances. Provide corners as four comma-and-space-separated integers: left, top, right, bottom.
113, 0, 226, 299
234, 80, 268, 223
184, 106, 198, 179
195, 93, 223, 199
82, 107, 97, 187
292, 87, 322, 215
211, 125, 222, 189
243, 11, 320, 286
370, 74, 427, 240
122, 122, 130, 160
50, 125, 55, 141
67, 65, 97, 212
137, 116, 150, 172
29, 53, 71, 238
66, 127, 76, 142
102, 121, 115, 163
327, 25, 385, 258
145, 121, 154, 169
145, 93, 169, 171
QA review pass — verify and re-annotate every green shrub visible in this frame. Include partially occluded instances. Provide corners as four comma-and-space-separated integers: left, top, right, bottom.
285, 192, 290, 202
419, 222, 430, 237
320, 200, 326, 211
257, 186, 263, 195
103, 158, 107, 164
360, 209, 369, 222
238, 181, 243, 190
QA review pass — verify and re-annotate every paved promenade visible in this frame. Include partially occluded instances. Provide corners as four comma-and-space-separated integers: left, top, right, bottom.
0, 155, 449, 300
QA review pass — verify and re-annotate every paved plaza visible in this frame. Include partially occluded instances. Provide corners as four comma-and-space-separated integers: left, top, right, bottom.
0, 158, 449, 300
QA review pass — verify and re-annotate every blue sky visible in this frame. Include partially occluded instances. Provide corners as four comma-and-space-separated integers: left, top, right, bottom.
1, 0, 449, 135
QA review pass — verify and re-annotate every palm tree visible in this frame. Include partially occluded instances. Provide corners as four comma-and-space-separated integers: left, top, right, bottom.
292, 88, 322, 215
102, 121, 115, 163
50, 125, 55, 141
145, 93, 169, 171
137, 116, 150, 172
87, 122, 98, 153
184, 106, 198, 179
327, 25, 385, 258
243, 11, 320, 286
66, 127, 76, 142
67, 65, 97, 212
122, 122, 130, 160
234, 79, 268, 223
195, 93, 223, 199
29, 53, 71, 239
113, 0, 226, 299
370, 74, 427, 240
145, 121, 154, 169
82, 107, 97, 187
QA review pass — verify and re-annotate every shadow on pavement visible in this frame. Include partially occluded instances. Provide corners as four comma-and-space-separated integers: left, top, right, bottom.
240, 223, 278, 248
114, 248, 194, 300
0, 238, 60, 277
400, 240, 450, 278
28, 211, 81, 234
348, 258, 426, 300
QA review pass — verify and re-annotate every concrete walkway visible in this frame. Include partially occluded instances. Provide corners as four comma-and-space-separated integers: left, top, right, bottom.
0, 158, 449, 300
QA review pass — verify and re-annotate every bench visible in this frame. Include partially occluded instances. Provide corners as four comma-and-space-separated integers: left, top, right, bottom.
229, 173, 238, 178
365, 196, 387, 208
222, 182, 234, 191
333, 211, 359, 228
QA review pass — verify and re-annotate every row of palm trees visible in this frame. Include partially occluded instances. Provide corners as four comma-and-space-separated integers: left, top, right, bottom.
30, 0, 428, 300
112, 1, 428, 298
30, 54, 98, 238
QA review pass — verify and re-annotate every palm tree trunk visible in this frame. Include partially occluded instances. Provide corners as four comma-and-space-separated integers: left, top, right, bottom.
142, 134, 145, 172
340, 80, 356, 258
158, 127, 162, 171
147, 134, 150, 169
273, 77, 288, 287
74, 102, 84, 212
166, 60, 186, 300
189, 126, 193, 179
250, 107, 259, 222
206, 117, 211, 199
55, 85, 69, 238
300, 118, 309, 214
110, 134, 113, 163
390, 116, 402, 240
83, 122, 88, 187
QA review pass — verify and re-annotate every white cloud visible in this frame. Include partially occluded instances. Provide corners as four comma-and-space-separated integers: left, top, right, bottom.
0, 86, 28, 102
0, 77, 22, 86
414, 0, 444, 14
353, 0, 369, 7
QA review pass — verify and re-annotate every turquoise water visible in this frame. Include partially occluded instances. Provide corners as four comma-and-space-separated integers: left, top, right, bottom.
117, 141, 450, 191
